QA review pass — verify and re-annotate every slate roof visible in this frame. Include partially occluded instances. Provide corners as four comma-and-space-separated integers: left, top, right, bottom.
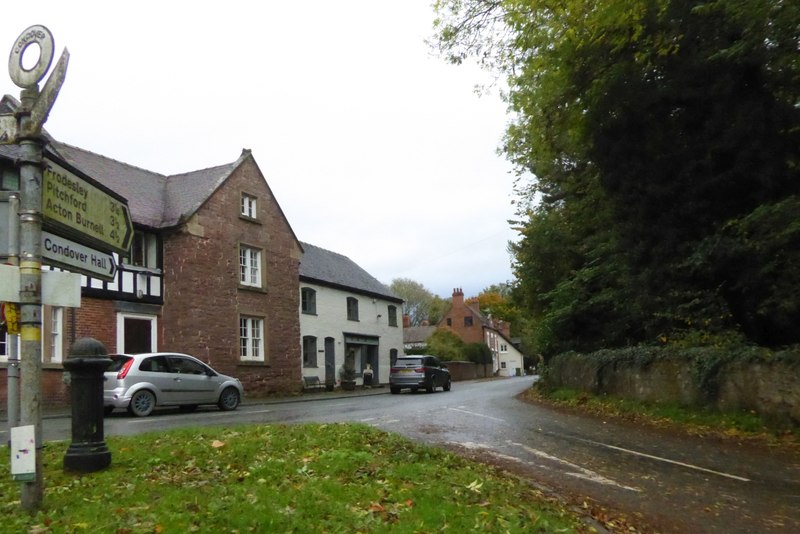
49, 142, 244, 229
300, 242, 402, 303
0, 94, 247, 230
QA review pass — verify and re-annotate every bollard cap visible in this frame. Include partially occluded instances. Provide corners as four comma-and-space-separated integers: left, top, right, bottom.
68, 337, 108, 359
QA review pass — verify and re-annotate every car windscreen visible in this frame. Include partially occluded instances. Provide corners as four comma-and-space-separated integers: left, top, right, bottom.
394, 358, 422, 367
106, 355, 132, 373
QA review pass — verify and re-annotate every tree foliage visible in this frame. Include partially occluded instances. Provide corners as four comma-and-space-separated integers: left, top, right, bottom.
390, 278, 445, 326
433, 0, 800, 355
426, 329, 466, 361
468, 283, 520, 331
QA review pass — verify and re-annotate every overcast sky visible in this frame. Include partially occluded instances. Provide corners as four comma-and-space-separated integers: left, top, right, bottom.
1, 1, 519, 299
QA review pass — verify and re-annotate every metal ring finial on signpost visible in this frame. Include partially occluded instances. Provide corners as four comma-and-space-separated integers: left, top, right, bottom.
8, 25, 55, 88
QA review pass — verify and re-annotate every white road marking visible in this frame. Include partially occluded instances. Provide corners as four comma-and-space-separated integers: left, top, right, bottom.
360, 417, 377, 422
578, 438, 751, 483
448, 407, 506, 423
452, 440, 639, 492
509, 441, 641, 492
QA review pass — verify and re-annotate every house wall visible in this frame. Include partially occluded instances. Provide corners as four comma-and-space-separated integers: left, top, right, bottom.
300, 281, 403, 387
161, 156, 302, 396
439, 289, 484, 345
497, 343, 524, 377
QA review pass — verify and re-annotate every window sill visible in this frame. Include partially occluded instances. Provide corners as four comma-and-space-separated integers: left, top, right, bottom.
238, 360, 269, 367
238, 285, 267, 294
239, 215, 262, 225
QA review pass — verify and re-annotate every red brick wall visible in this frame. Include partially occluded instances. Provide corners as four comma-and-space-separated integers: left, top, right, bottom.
0, 298, 116, 412
160, 155, 302, 397
70, 299, 117, 352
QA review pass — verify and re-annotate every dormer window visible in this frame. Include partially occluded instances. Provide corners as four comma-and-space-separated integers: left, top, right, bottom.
241, 193, 257, 219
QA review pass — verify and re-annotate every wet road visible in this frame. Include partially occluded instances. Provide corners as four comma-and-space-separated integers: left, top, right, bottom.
14, 376, 800, 533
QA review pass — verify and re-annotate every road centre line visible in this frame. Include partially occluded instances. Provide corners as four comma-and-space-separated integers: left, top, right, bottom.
577, 437, 751, 483
448, 407, 506, 423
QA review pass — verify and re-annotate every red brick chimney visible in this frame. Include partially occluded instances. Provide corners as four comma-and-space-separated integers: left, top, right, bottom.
452, 287, 464, 308
402, 314, 410, 328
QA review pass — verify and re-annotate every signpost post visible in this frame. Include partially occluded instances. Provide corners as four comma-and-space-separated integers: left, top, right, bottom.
6, 24, 69, 511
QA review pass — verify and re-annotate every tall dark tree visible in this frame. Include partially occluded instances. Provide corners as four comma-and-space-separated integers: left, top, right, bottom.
433, 0, 800, 353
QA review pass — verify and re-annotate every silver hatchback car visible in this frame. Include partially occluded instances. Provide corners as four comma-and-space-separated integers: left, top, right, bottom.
104, 352, 244, 417
389, 355, 451, 394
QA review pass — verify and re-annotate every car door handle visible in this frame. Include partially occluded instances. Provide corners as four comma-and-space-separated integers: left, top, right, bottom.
173, 377, 182, 382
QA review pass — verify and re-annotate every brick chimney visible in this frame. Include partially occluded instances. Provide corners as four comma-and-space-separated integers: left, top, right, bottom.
402, 314, 410, 328
452, 287, 464, 308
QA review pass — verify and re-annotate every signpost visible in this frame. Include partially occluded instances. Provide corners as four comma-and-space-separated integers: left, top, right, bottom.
42, 156, 132, 255
42, 231, 117, 281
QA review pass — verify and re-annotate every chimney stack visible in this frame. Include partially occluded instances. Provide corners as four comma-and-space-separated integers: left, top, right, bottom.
452, 287, 464, 307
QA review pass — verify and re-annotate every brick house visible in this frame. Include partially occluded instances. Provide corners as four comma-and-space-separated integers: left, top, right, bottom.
299, 243, 404, 388
438, 287, 525, 376
0, 100, 302, 408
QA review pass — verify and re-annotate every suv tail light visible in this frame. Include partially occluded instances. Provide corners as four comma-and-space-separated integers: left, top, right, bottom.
416, 367, 426, 373
117, 358, 134, 379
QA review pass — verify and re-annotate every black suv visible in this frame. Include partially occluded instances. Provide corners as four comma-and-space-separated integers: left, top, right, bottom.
389, 355, 451, 394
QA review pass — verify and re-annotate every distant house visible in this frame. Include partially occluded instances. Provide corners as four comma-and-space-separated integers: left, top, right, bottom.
0, 94, 303, 408
402, 314, 437, 352
299, 243, 404, 388
438, 287, 525, 377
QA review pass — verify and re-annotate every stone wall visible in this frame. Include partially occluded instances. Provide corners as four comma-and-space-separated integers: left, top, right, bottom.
545, 350, 800, 426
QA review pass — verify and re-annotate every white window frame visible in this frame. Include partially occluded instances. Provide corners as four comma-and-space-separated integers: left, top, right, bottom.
116, 312, 158, 354
239, 246, 262, 287
49, 306, 64, 363
240, 316, 264, 362
0, 331, 8, 362
241, 193, 257, 219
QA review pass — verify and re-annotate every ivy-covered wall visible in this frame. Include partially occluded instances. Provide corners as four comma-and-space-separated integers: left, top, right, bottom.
543, 347, 800, 426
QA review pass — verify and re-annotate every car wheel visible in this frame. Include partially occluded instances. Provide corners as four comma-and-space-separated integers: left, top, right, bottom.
443, 377, 452, 391
426, 378, 436, 393
218, 387, 240, 411
390, 387, 400, 394
179, 404, 198, 413
128, 390, 155, 417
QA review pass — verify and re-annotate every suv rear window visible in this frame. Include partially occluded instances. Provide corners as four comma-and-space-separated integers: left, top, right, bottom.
394, 358, 422, 367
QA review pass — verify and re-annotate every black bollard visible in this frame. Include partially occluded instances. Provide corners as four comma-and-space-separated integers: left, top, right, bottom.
62, 337, 112, 473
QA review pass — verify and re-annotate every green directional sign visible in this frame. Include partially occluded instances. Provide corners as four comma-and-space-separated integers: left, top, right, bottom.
42, 155, 133, 255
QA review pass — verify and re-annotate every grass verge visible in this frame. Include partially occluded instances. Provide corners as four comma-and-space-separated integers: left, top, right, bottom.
2, 423, 591, 533
525, 387, 800, 447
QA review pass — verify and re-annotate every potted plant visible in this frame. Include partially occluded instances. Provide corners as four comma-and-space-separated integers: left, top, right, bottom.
339, 365, 357, 391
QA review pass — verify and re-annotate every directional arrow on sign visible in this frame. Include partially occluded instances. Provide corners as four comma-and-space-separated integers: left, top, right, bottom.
42, 154, 133, 255
42, 231, 117, 281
